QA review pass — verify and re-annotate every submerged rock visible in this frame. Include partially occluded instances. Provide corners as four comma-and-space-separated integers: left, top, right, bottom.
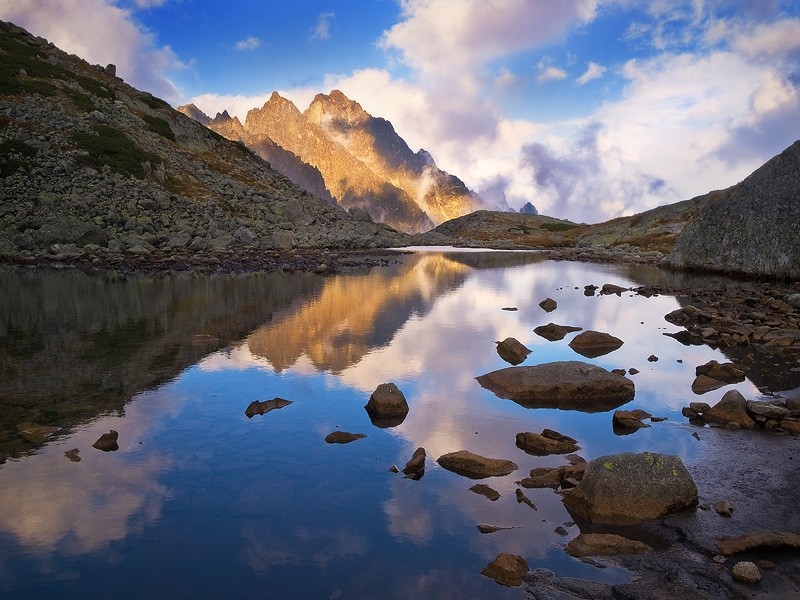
365, 382, 409, 428
533, 322, 583, 341
691, 374, 726, 394
476, 361, 635, 412
565, 533, 651, 557
495, 337, 532, 365
16, 423, 61, 445
562, 452, 698, 524
568, 330, 624, 358
480, 553, 529, 587
469, 484, 501, 501
515, 429, 579, 455
436, 450, 518, 479
324, 431, 366, 444
92, 430, 119, 452
245, 397, 293, 418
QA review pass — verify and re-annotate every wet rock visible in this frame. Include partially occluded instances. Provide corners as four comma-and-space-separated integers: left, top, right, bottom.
584, 284, 598, 296
533, 322, 583, 341
480, 553, 529, 587
562, 452, 698, 524
600, 283, 628, 295
568, 330, 624, 358
539, 298, 557, 312
402, 447, 426, 479
364, 382, 409, 428
515, 488, 537, 510
324, 431, 366, 444
647, 354, 659, 362
718, 530, 800, 555
689, 402, 711, 413
565, 533, 652, 557
495, 337, 531, 365
714, 500, 733, 517
436, 450, 518, 479
245, 397, 293, 418
746, 400, 790, 420
695, 360, 745, 383
703, 390, 756, 429
16, 422, 61, 445
691, 374, 726, 394
92, 430, 119, 452
469, 483, 501, 501
519, 467, 564, 488
515, 429, 579, 455
476, 361, 634, 412
477, 523, 520, 534
64, 448, 81, 462
731, 561, 761, 584
613, 409, 653, 434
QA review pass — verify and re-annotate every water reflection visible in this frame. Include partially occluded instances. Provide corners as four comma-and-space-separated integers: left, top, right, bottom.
0, 252, 768, 599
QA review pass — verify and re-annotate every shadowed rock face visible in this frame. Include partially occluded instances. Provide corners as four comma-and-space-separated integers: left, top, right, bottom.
476, 361, 635, 412
668, 139, 800, 278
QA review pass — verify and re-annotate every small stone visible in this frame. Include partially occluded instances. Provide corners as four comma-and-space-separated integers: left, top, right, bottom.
469, 484, 501, 501
324, 431, 366, 444
539, 298, 557, 312
647, 355, 658, 362
402, 447, 426, 479
515, 488, 537, 510
64, 448, 81, 462
480, 553, 529, 587
245, 397, 293, 418
714, 500, 733, 517
92, 430, 119, 452
731, 561, 761, 584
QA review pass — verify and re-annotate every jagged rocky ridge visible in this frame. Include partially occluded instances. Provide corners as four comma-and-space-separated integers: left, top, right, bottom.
179, 90, 484, 233
0, 20, 411, 263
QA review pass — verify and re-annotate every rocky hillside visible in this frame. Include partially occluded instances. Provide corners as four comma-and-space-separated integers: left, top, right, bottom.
0, 21, 409, 265
180, 90, 485, 233
668, 140, 800, 279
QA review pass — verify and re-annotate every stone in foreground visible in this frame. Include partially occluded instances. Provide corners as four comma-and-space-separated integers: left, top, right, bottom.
568, 330, 624, 358
436, 450, 518, 479
476, 361, 634, 412
364, 382, 409, 428
495, 337, 532, 365
562, 452, 698, 524
480, 553, 529, 587
565, 533, 651, 557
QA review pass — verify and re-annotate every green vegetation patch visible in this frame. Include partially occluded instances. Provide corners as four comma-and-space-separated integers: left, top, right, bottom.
64, 88, 96, 113
142, 114, 175, 142
141, 94, 171, 110
0, 139, 36, 177
540, 221, 579, 232
74, 74, 115, 101
73, 123, 160, 179
0, 32, 67, 95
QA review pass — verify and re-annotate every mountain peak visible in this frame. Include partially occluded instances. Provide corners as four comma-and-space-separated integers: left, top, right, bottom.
176, 103, 211, 125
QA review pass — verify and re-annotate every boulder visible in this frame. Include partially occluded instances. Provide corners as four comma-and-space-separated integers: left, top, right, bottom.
469, 484, 501, 501
562, 452, 698, 524
476, 361, 635, 412
703, 390, 756, 429
515, 429, 579, 455
402, 447, 426, 479
480, 553, 529, 587
495, 337, 532, 365
746, 400, 790, 420
539, 298, 557, 312
436, 450, 518, 479
568, 330, 624, 358
364, 382, 409, 428
600, 283, 628, 295
719, 531, 800, 555
324, 431, 366, 444
613, 409, 652, 434
533, 322, 583, 341
245, 397, 293, 418
92, 430, 119, 452
691, 374, 726, 394
565, 533, 651, 557
695, 360, 745, 383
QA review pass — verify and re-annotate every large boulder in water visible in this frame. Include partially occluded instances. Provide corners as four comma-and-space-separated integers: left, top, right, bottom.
365, 382, 409, 427
476, 361, 634, 412
568, 330, 624, 358
667, 140, 800, 278
563, 452, 698, 524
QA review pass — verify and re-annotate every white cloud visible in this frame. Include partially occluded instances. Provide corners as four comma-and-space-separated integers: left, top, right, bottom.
576, 61, 606, 85
0, 0, 181, 102
538, 66, 568, 82
235, 35, 262, 51
312, 11, 335, 41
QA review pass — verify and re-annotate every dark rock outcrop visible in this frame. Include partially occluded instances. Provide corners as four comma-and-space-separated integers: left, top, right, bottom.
668, 140, 800, 278
565, 533, 652, 557
568, 330, 624, 358
533, 322, 582, 341
495, 337, 531, 365
515, 429, 579, 455
364, 382, 409, 427
402, 447, 426, 479
92, 430, 119, 451
245, 398, 293, 418
476, 361, 635, 412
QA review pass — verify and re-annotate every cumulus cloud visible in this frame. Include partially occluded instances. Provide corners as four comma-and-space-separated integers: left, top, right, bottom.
312, 11, 335, 41
576, 61, 606, 85
235, 35, 262, 51
0, 0, 181, 102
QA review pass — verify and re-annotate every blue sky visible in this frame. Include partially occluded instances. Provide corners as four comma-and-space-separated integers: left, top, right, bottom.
2, 0, 799, 223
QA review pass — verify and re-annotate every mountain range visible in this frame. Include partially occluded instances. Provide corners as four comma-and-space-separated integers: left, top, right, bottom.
178, 90, 491, 234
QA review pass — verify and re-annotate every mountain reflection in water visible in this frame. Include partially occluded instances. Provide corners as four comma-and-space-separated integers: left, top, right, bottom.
0, 252, 763, 599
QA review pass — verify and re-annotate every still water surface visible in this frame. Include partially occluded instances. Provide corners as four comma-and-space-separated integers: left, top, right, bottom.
0, 250, 760, 599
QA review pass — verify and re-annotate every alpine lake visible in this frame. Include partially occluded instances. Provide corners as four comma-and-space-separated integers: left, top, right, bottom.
0, 248, 787, 599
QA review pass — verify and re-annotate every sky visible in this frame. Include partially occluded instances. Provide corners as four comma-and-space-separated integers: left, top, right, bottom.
1, 0, 799, 223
